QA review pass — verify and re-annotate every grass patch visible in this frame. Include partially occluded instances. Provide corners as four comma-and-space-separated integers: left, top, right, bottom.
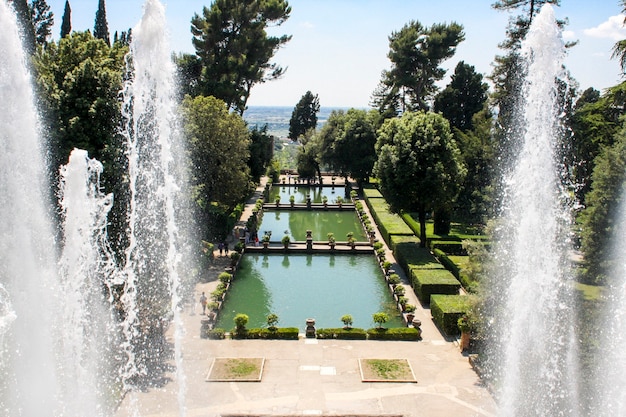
206, 358, 264, 382
359, 358, 416, 382
574, 282, 604, 301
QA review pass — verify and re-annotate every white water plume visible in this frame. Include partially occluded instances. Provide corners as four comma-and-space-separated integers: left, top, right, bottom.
490, 4, 580, 416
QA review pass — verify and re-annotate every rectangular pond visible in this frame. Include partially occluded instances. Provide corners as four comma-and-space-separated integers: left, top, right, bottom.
259, 210, 367, 242
216, 254, 404, 331
269, 185, 346, 204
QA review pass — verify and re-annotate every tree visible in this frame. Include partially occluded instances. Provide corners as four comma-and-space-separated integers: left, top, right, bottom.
181, 95, 252, 240
372, 312, 389, 329
266, 313, 279, 330
248, 125, 274, 182
60, 0, 71, 38
434, 61, 488, 131
612, 0, 626, 73
93, 0, 110, 46
8, 0, 36, 53
288, 91, 320, 141
373, 112, 466, 245
579, 125, 626, 285
190, 0, 292, 114
30, 0, 53, 46
318, 109, 379, 186
372, 20, 465, 115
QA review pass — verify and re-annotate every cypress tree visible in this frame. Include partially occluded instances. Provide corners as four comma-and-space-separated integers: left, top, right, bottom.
60, 0, 71, 38
93, 0, 110, 46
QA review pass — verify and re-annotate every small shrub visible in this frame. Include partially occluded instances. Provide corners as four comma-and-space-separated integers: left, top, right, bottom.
373, 241, 384, 251
341, 314, 353, 328
394, 285, 406, 296
218, 272, 232, 284
388, 273, 401, 286
207, 328, 226, 340
372, 312, 389, 329
267, 313, 279, 330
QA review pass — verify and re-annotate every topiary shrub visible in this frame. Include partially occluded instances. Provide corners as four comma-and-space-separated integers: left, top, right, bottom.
207, 328, 226, 340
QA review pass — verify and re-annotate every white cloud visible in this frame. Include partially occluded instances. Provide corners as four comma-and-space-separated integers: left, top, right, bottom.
301, 21, 315, 30
584, 14, 626, 41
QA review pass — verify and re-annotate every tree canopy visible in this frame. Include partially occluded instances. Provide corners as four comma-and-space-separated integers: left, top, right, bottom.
374, 111, 465, 245
190, 0, 292, 114
372, 20, 465, 115
30, 0, 53, 46
288, 91, 320, 141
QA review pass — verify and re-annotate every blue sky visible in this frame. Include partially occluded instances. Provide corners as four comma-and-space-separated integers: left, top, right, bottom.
45, 0, 626, 107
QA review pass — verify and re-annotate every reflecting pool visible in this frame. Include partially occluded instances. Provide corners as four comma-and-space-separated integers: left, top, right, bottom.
216, 254, 403, 330
259, 210, 367, 242
269, 185, 346, 203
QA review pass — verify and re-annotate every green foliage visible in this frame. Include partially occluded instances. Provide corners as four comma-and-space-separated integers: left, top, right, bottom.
245, 327, 299, 340
60, 0, 71, 38
430, 294, 473, 336
579, 124, 626, 284
340, 314, 353, 328
281, 234, 291, 246
372, 312, 389, 329
365, 198, 413, 245
372, 20, 465, 115
318, 109, 379, 185
411, 269, 461, 304
233, 313, 249, 336
315, 328, 367, 340
289, 91, 320, 140
387, 274, 401, 286
30, 0, 54, 46
93, 0, 110, 46
434, 61, 488, 131
248, 125, 274, 182
366, 327, 420, 341
266, 313, 279, 329
182, 95, 252, 240
267, 158, 281, 183
374, 111, 466, 247
206, 328, 226, 340
190, 0, 292, 114
218, 272, 232, 284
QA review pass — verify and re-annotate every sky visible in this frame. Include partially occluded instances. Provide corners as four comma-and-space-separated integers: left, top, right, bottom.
44, 0, 626, 108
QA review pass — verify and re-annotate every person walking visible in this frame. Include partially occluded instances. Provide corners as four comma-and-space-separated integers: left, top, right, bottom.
200, 292, 207, 315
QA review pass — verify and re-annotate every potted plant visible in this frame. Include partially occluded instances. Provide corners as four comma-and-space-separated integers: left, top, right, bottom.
275, 196, 281, 207
336, 195, 343, 208
267, 313, 279, 331
229, 251, 240, 267
281, 234, 290, 248
398, 296, 408, 309
388, 273, 401, 287
322, 195, 328, 208
234, 313, 249, 338
346, 232, 356, 249
458, 315, 471, 352
405, 304, 416, 324
289, 195, 295, 207
372, 312, 389, 329
327, 232, 336, 249
393, 284, 406, 297
340, 314, 353, 329
382, 260, 392, 274
262, 233, 270, 248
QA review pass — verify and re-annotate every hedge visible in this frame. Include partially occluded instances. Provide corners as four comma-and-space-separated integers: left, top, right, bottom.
390, 238, 441, 273
433, 248, 461, 278
362, 187, 384, 199
245, 327, 300, 340
430, 241, 466, 255
206, 328, 226, 339
365, 198, 413, 245
430, 294, 473, 336
315, 327, 367, 340
366, 327, 420, 341
411, 268, 461, 304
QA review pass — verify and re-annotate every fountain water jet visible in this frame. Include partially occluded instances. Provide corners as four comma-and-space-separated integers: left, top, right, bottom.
0, 0, 64, 414
119, 0, 193, 415
488, 4, 580, 416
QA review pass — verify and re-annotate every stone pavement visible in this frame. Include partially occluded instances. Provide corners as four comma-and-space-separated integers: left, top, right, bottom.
114, 176, 497, 416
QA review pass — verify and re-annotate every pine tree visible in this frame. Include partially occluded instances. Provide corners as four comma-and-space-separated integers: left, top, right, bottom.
94, 0, 110, 46
60, 0, 71, 38
30, 0, 53, 46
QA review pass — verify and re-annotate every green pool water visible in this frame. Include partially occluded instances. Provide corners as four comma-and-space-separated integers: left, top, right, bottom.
259, 210, 367, 242
215, 254, 404, 331
269, 185, 347, 204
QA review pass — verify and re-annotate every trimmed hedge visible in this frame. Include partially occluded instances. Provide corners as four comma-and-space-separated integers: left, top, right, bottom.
365, 198, 413, 245
245, 327, 300, 340
366, 327, 420, 341
206, 328, 226, 339
315, 327, 367, 340
430, 295, 473, 336
430, 241, 466, 255
362, 187, 384, 199
391, 238, 441, 273
433, 248, 461, 278
411, 268, 461, 304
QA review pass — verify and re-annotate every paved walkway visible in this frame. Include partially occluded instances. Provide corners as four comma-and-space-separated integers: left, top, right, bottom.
114, 176, 497, 417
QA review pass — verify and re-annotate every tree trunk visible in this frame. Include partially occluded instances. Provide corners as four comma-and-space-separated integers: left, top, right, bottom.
418, 205, 427, 248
